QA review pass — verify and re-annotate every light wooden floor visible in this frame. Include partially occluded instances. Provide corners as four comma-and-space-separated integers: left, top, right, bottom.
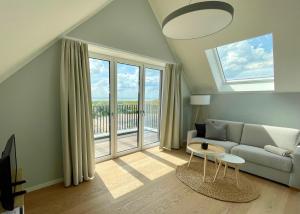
25, 147, 300, 214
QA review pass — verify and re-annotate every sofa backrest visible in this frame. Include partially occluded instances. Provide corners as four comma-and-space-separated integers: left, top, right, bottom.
240, 123, 300, 151
207, 119, 244, 143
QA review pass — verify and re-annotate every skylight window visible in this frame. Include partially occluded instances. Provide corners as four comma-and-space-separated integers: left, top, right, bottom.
216, 33, 274, 82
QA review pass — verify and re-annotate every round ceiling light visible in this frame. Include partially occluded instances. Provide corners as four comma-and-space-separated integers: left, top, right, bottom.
162, 1, 234, 40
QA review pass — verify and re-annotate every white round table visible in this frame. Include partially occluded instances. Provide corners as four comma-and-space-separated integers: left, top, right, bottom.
213, 153, 245, 187
187, 142, 225, 182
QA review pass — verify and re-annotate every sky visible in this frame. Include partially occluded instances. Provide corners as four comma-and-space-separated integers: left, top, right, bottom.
89, 58, 160, 101
217, 33, 274, 81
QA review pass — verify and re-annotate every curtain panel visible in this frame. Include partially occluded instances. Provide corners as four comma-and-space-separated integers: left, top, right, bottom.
160, 63, 182, 150
60, 39, 95, 187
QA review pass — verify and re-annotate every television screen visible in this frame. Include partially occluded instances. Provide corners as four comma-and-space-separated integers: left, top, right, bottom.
2, 135, 17, 193
0, 134, 18, 210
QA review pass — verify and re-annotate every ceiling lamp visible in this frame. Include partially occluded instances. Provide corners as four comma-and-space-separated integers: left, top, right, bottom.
162, 1, 234, 40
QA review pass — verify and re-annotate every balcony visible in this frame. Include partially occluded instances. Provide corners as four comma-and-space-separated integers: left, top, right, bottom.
92, 103, 160, 158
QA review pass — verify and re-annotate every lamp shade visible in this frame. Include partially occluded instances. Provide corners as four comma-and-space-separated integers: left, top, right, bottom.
162, 1, 234, 39
190, 95, 210, 105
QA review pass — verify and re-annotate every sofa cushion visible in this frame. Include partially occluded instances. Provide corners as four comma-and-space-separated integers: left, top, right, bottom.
240, 123, 300, 151
205, 121, 227, 141
195, 123, 206, 137
231, 145, 293, 172
191, 137, 238, 153
207, 119, 244, 143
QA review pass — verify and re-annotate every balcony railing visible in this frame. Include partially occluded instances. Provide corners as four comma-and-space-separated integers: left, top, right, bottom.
92, 103, 160, 138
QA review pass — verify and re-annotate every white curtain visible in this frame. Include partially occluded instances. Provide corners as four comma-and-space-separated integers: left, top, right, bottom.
60, 39, 95, 187
160, 63, 182, 150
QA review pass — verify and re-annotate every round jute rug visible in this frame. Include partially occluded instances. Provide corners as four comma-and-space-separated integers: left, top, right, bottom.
176, 161, 260, 203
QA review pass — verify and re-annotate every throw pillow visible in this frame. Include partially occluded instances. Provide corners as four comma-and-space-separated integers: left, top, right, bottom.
205, 121, 227, 141
195, 123, 206, 137
264, 145, 292, 157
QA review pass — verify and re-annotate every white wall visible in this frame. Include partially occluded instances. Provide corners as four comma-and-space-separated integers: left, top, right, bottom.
68, 0, 174, 63
0, 42, 62, 188
204, 93, 300, 129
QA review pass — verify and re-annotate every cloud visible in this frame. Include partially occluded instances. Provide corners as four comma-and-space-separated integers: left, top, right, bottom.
90, 58, 110, 100
117, 64, 139, 100
145, 69, 160, 100
217, 34, 274, 81
91, 78, 110, 100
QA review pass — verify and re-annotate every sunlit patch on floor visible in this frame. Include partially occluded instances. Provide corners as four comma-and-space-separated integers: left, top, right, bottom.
119, 152, 174, 180
144, 147, 188, 166
95, 160, 143, 198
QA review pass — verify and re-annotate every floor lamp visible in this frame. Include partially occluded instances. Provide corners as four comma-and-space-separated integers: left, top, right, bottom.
190, 95, 211, 127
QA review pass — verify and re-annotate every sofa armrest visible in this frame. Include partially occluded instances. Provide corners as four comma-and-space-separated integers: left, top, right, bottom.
289, 146, 300, 189
187, 130, 197, 145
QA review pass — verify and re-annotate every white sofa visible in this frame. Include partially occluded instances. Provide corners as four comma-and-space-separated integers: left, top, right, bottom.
187, 119, 300, 189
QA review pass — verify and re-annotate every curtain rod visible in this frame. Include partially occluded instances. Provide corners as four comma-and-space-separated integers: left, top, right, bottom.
63, 36, 176, 65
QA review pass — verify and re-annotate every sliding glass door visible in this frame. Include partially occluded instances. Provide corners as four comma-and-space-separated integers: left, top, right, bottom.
89, 54, 162, 161
89, 58, 112, 159
116, 63, 140, 153
143, 68, 161, 146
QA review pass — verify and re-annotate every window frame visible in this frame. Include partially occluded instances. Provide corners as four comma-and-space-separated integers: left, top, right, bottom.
205, 48, 274, 92
89, 51, 164, 163
214, 39, 274, 84
212, 48, 275, 83
143, 66, 163, 146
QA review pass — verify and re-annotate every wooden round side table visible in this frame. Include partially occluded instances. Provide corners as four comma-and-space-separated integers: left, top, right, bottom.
187, 142, 225, 182
213, 153, 245, 187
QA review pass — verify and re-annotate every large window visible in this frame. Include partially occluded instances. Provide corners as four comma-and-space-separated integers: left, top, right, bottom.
89, 51, 163, 160
216, 33, 274, 82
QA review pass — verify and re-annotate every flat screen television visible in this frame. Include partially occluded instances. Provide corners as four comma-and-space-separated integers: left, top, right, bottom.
0, 134, 26, 211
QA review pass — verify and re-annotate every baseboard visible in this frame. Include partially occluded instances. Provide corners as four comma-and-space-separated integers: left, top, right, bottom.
25, 178, 63, 192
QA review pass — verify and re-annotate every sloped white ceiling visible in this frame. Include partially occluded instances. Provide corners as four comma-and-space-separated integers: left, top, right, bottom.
149, 0, 300, 93
0, 0, 112, 83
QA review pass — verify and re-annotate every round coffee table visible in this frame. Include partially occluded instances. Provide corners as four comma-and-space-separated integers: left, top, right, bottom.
187, 142, 225, 182
213, 153, 245, 187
